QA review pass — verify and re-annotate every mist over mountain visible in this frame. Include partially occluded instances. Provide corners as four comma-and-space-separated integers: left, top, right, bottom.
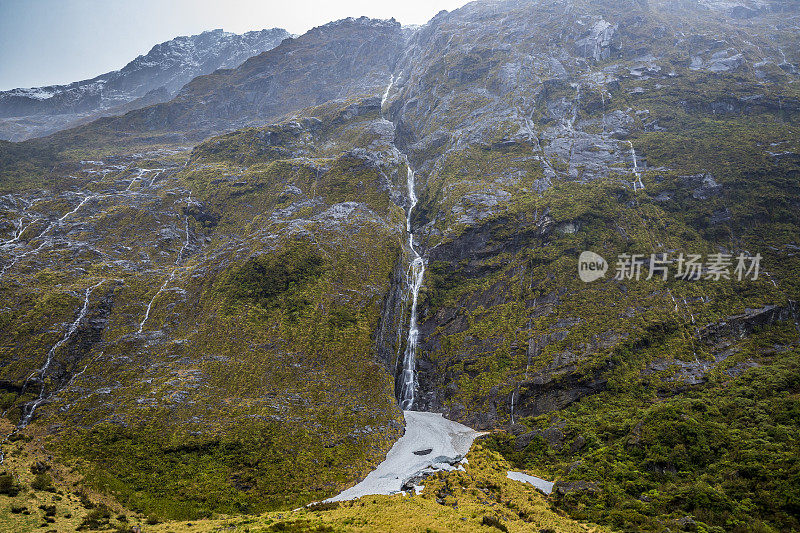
0, 1, 799, 531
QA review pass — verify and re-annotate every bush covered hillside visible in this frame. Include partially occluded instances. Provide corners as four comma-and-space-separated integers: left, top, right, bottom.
0, 0, 798, 532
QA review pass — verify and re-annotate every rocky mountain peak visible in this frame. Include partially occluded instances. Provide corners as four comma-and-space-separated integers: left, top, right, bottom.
0, 26, 290, 140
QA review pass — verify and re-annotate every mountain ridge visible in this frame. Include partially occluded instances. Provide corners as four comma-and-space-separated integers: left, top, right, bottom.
0, 27, 291, 141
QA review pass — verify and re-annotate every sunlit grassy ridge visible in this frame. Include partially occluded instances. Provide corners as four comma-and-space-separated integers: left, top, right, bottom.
0, 430, 601, 532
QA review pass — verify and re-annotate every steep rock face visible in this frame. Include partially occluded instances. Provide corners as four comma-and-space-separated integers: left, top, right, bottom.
94, 17, 406, 139
367, 0, 800, 430
0, 28, 290, 141
367, 3, 800, 529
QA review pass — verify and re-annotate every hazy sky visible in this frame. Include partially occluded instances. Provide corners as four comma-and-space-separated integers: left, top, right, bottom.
0, 0, 470, 91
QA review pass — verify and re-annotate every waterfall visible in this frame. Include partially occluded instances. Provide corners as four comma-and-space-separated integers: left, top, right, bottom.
571, 83, 580, 128
1, 217, 28, 247
380, 73, 426, 410
666, 288, 680, 312
399, 166, 425, 410
516, 106, 556, 183
600, 90, 606, 133
381, 74, 395, 109
59, 194, 97, 222
628, 141, 645, 191
125, 168, 145, 191
779, 48, 797, 74
4, 171, 118, 273
125, 168, 165, 191
510, 388, 516, 425
1, 197, 45, 248
138, 274, 175, 333
138, 194, 192, 333
0, 240, 49, 279
562, 83, 580, 177
20, 280, 105, 428
147, 169, 165, 187
682, 297, 695, 324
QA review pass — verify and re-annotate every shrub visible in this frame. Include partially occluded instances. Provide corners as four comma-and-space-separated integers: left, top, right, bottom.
0, 392, 17, 410
0, 471, 22, 496
77, 505, 112, 530
31, 471, 54, 491
267, 520, 335, 532
30, 461, 51, 475
223, 243, 324, 311
39, 504, 57, 516
481, 515, 509, 532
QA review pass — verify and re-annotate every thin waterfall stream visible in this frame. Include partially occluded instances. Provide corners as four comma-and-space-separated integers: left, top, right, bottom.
628, 140, 645, 191
138, 193, 192, 333
0, 280, 106, 463
19, 280, 106, 428
380, 71, 423, 410
399, 166, 425, 410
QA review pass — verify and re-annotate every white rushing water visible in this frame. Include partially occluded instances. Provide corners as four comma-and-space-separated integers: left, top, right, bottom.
399, 166, 425, 410
599, 86, 607, 133
517, 108, 557, 182
0, 191, 96, 278
59, 193, 98, 222
0, 197, 45, 247
20, 280, 105, 428
569, 82, 580, 131
123, 167, 165, 191
138, 194, 192, 333
147, 169, 165, 188
0, 240, 49, 279
138, 274, 176, 333
381, 74, 395, 109
125, 169, 144, 191
381, 71, 425, 411
628, 140, 645, 191
1, 214, 37, 248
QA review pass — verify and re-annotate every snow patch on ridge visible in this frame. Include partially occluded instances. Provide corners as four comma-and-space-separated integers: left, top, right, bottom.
507, 471, 554, 494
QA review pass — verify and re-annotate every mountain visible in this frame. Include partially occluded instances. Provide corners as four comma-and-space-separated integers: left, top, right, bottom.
94, 17, 407, 139
0, 1, 799, 532
0, 27, 290, 141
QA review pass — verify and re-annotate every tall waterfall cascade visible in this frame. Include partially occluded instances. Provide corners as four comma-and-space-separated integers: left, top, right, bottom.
20, 280, 105, 428
381, 73, 425, 410
399, 165, 425, 410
